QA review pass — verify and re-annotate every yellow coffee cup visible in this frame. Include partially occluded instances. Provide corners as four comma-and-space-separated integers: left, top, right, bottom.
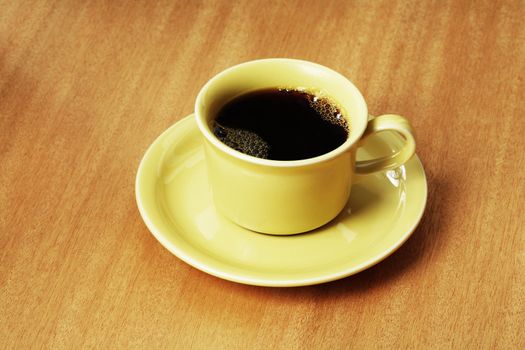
195, 59, 415, 235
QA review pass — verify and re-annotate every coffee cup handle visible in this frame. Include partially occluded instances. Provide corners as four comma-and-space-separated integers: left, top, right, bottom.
355, 114, 416, 174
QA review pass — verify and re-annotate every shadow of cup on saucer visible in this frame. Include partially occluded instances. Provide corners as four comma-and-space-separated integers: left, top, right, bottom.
330, 183, 382, 224
220, 173, 448, 299
284, 173, 446, 296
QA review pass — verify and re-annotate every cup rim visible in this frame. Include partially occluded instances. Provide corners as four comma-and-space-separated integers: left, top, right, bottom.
194, 58, 368, 168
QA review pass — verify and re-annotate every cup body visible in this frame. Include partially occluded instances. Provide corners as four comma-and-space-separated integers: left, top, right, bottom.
195, 59, 369, 234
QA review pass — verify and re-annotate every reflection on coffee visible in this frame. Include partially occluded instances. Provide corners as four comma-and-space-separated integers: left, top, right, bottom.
212, 88, 349, 160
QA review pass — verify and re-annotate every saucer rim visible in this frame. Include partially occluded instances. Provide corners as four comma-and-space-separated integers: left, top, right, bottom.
135, 115, 428, 287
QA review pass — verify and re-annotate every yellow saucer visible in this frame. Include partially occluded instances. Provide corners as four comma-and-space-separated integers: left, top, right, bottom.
136, 115, 427, 287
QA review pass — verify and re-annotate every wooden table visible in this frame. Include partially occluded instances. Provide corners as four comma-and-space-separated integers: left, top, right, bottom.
2, 1, 524, 348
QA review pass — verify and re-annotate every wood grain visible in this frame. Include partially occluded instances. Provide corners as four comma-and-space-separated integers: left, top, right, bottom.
1, 0, 524, 348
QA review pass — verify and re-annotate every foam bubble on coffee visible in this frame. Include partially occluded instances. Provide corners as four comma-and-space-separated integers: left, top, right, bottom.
307, 94, 348, 129
214, 123, 270, 159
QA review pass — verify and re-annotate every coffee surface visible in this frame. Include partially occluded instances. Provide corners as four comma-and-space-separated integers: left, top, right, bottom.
213, 88, 349, 160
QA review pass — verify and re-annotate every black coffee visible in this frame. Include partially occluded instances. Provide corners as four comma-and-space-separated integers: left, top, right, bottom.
212, 88, 349, 160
